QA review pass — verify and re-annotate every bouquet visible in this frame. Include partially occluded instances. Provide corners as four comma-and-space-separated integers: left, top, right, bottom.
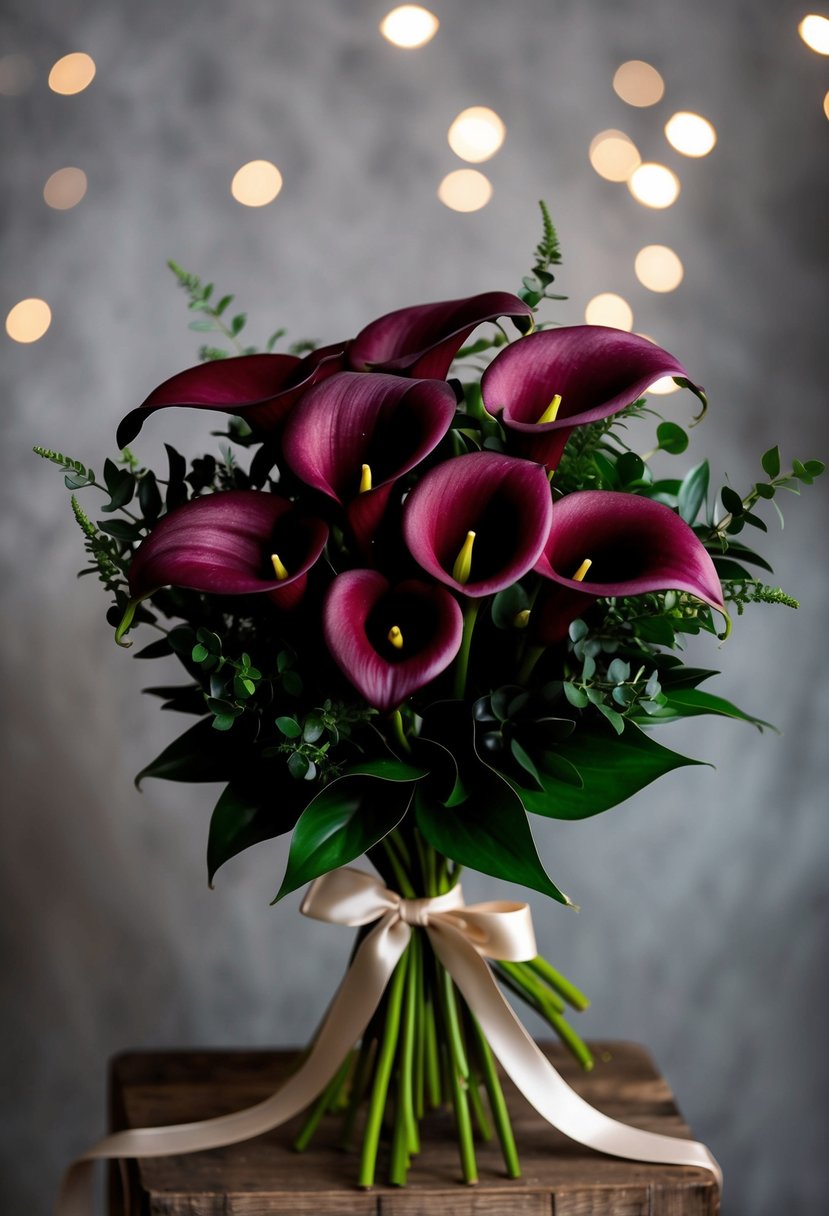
43, 205, 822, 1201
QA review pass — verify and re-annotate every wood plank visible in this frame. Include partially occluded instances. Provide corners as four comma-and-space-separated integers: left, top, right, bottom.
108, 1042, 719, 1215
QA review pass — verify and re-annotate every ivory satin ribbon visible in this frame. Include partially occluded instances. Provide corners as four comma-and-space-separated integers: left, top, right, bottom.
56, 867, 721, 1214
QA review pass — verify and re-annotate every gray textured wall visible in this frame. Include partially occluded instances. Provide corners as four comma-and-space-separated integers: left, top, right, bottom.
2, 1, 828, 1212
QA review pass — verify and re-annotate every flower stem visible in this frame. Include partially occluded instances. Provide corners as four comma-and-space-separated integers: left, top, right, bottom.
423, 993, 441, 1108
527, 954, 591, 1011
517, 642, 546, 686
411, 932, 426, 1120
389, 946, 420, 1184
358, 947, 409, 1189
438, 967, 477, 1183
468, 1014, 521, 1178
453, 599, 480, 700
381, 837, 416, 899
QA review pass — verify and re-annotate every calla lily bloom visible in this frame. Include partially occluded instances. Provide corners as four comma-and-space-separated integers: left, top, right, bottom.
481, 326, 704, 471
348, 292, 534, 380
128, 489, 329, 612
532, 490, 726, 643
282, 371, 457, 551
116, 343, 347, 449
403, 451, 553, 597
323, 572, 463, 712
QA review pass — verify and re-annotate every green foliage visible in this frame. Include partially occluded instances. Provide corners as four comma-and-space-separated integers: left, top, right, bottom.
518, 200, 567, 312
33, 445, 96, 490
274, 771, 418, 901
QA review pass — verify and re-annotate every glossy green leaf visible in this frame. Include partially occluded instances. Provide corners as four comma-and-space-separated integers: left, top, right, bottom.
512, 722, 705, 821
656, 422, 689, 455
274, 774, 415, 901
415, 781, 571, 906
208, 776, 305, 884
761, 445, 781, 479
637, 687, 775, 731
343, 758, 429, 781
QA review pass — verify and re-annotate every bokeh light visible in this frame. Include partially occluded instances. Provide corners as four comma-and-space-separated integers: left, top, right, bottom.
6, 298, 52, 344
447, 107, 506, 163
0, 53, 35, 96
589, 129, 641, 181
584, 293, 634, 330
48, 52, 96, 95
628, 163, 680, 208
43, 167, 88, 210
824, 89, 829, 118
612, 60, 665, 107
647, 376, 681, 395
634, 245, 684, 292
231, 160, 283, 207
798, 14, 829, 53
437, 169, 492, 212
665, 111, 717, 157
379, 6, 439, 49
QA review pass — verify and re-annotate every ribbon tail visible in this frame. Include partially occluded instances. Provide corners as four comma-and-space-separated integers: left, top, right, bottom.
428, 922, 723, 1191
56, 913, 410, 1216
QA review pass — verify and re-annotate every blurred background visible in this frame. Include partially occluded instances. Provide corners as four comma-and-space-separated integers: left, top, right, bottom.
1, 1, 828, 1211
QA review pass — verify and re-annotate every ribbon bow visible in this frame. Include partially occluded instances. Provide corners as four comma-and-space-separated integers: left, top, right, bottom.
57, 869, 721, 1214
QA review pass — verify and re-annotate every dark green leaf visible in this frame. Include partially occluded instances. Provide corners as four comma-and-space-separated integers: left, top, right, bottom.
754, 482, 775, 500
134, 718, 240, 788
97, 519, 143, 542
288, 752, 310, 779
643, 688, 775, 731
133, 637, 175, 659
656, 422, 689, 455
138, 472, 162, 523
563, 682, 588, 709
142, 684, 205, 714
303, 713, 325, 743
617, 452, 646, 484
208, 774, 304, 884
677, 461, 709, 524
804, 459, 824, 477
343, 758, 428, 781
593, 452, 620, 488
512, 722, 705, 821
491, 583, 530, 630
721, 486, 744, 516
761, 446, 781, 478
415, 782, 571, 905
510, 738, 544, 790
231, 313, 247, 336
276, 716, 302, 738
274, 775, 415, 900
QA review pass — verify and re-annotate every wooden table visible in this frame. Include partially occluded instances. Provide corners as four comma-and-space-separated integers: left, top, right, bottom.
109, 1042, 719, 1215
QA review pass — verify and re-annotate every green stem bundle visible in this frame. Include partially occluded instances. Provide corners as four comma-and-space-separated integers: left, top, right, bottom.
295, 831, 591, 1187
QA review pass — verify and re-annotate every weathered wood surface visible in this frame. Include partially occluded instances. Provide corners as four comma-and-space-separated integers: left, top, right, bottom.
109, 1042, 719, 1215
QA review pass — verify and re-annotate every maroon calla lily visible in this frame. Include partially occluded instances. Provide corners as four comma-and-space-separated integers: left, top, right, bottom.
348, 292, 534, 380
128, 489, 329, 611
532, 490, 726, 643
481, 326, 704, 471
116, 343, 347, 449
324, 571, 463, 712
403, 451, 553, 597
282, 371, 458, 550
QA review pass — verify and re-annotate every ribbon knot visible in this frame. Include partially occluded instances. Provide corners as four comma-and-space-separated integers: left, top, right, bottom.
57, 866, 721, 1216
398, 896, 434, 925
